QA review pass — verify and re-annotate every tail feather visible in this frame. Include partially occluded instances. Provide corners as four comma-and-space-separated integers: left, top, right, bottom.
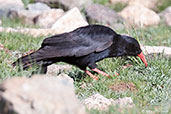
13, 50, 46, 69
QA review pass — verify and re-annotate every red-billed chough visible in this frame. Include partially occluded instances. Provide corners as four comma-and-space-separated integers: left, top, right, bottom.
13, 25, 148, 80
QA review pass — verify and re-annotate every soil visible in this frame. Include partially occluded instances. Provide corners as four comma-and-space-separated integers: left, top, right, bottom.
110, 82, 137, 92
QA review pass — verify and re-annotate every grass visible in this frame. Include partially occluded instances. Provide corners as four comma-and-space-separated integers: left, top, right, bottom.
155, 0, 171, 12
1, 17, 39, 28
123, 24, 171, 47
0, 18, 171, 113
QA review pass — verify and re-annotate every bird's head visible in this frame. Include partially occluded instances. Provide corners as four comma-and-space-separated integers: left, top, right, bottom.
121, 35, 148, 67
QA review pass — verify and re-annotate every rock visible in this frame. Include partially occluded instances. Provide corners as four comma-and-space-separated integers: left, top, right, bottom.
9, 9, 42, 25
28, 2, 51, 11
51, 7, 88, 33
129, 0, 158, 9
34, 0, 92, 10
47, 64, 72, 75
0, 0, 24, 18
84, 93, 134, 110
119, 4, 160, 27
159, 7, 171, 26
85, 4, 125, 31
159, 7, 171, 17
84, 93, 112, 110
112, 97, 134, 108
56, 73, 74, 85
141, 45, 171, 56
34, 9, 65, 28
0, 75, 86, 114
165, 13, 171, 26
8, 2, 51, 25
0, 0, 24, 10
110, 0, 158, 9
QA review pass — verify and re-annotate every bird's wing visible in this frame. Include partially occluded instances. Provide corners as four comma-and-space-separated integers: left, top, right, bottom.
38, 25, 115, 58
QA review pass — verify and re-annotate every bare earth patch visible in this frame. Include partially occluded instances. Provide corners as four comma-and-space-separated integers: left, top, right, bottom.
110, 82, 137, 92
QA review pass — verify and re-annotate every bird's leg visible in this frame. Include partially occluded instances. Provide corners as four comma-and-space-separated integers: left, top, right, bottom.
85, 70, 99, 80
91, 68, 110, 77
91, 68, 119, 77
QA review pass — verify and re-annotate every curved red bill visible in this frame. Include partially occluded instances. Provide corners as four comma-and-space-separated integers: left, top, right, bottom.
137, 52, 148, 67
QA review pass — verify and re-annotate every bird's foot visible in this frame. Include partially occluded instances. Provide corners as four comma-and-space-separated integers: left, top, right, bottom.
85, 70, 99, 80
113, 72, 119, 76
91, 68, 110, 78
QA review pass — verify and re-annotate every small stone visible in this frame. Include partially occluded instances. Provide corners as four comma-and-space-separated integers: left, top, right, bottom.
28, 2, 51, 11
165, 13, 171, 26
51, 7, 88, 33
159, 7, 171, 26
34, 9, 65, 28
110, 0, 158, 9
129, 0, 158, 9
112, 97, 134, 108
47, 64, 72, 75
0, 75, 86, 114
84, 93, 134, 110
57, 73, 74, 85
0, 0, 24, 18
85, 4, 125, 31
35, 0, 93, 10
84, 93, 112, 110
119, 4, 160, 27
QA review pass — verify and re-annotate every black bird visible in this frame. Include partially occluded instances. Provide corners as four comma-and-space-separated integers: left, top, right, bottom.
13, 25, 148, 80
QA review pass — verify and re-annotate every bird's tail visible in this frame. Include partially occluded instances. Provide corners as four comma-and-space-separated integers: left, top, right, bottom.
12, 50, 47, 69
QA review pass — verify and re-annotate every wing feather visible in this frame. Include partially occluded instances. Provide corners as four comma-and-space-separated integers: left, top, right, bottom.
39, 25, 116, 59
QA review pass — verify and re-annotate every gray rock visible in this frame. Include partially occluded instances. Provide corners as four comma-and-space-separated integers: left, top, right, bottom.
47, 64, 72, 75
84, 93, 134, 110
0, 0, 24, 18
159, 7, 171, 26
0, 75, 86, 114
110, 0, 158, 9
159, 7, 171, 17
34, 0, 93, 10
56, 73, 74, 86
8, 9, 42, 25
85, 4, 125, 31
8, 3, 51, 26
51, 7, 88, 33
0, 0, 24, 10
34, 9, 65, 28
28, 2, 51, 12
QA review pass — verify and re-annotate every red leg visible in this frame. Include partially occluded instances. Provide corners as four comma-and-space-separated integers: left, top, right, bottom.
85, 70, 99, 80
92, 68, 119, 77
91, 68, 110, 77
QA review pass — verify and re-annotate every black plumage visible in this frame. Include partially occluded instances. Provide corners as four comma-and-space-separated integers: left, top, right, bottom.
13, 25, 147, 79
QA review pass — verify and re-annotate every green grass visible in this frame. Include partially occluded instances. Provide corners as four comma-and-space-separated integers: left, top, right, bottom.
120, 24, 171, 47
1, 17, 39, 28
93, 0, 109, 5
0, 20, 171, 113
155, 0, 171, 12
